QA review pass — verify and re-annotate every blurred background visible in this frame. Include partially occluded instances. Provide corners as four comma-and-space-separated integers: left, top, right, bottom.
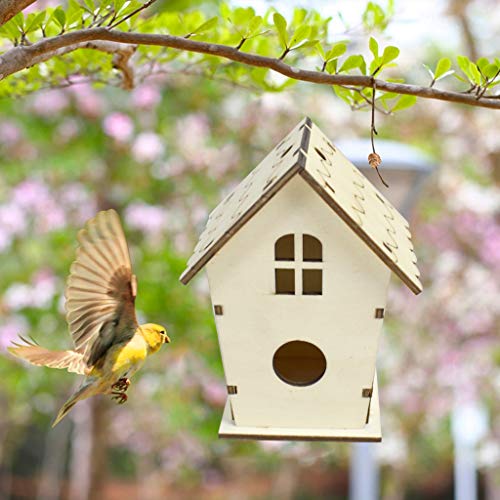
0, 0, 499, 498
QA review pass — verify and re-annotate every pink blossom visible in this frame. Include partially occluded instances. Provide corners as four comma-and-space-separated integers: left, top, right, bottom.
125, 202, 167, 235
56, 118, 80, 143
132, 132, 165, 163
132, 85, 161, 109
103, 112, 134, 142
210, 144, 240, 177
39, 201, 66, 232
0, 121, 22, 144
4, 283, 32, 310
420, 221, 455, 251
0, 317, 28, 352
176, 114, 209, 160
12, 180, 51, 210
0, 203, 27, 236
479, 226, 500, 268
32, 90, 69, 117
4, 270, 58, 310
71, 84, 105, 118
201, 380, 226, 407
259, 440, 286, 452
60, 183, 98, 224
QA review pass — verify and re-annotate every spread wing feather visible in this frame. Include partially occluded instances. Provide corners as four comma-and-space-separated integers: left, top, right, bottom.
8, 337, 87, 375
65, 209, 138, 366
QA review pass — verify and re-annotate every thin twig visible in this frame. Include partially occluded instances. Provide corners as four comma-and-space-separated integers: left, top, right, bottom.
369, 80, 389, 188
345, 85, 392, 114
370, 82, 377, 154
108, 0, 158, 30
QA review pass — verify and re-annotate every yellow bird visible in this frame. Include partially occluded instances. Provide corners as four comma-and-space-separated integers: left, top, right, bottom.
8, 209, 170, 427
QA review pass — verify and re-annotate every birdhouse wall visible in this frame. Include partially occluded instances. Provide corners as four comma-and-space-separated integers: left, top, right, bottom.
206, 175, 391, 429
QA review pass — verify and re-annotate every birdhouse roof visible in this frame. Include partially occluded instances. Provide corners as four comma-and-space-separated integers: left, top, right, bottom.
180, 117, 422, 294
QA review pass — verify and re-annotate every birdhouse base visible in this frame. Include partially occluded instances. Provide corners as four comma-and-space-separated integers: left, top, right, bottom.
219, 375, 381, 442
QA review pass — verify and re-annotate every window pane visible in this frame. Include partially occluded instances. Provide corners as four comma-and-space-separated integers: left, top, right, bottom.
275, 234, 294, 261
275, 269, 295, 294
303, 235, 322, 261
302, 269, 322, 295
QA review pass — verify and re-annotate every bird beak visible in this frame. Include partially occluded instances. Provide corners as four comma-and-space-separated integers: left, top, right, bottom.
164, 334, 171, 344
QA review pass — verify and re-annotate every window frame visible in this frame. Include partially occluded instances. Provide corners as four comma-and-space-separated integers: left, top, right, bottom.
274, 233, 323, 296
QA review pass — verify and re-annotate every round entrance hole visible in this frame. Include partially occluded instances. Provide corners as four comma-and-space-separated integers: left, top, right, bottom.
272, 340, 326, 386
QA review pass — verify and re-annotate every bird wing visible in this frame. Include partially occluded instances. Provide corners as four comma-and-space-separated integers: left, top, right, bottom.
8, 337, 87, 375
65, 209, 139, 368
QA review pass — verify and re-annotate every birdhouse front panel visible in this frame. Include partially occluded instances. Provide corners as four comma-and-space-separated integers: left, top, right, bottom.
205, 175, 391, 429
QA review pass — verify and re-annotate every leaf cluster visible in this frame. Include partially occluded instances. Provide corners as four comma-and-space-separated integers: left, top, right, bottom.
0, 1, 498, 108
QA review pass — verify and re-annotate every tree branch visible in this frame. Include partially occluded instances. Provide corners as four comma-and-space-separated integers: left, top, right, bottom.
0, 27, 498, 109
0, 0, 35, 27
6, 39, 136, 90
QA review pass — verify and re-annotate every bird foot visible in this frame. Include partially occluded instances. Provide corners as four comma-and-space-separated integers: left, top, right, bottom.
111, 392, 128, 405
112, 378, 130, 392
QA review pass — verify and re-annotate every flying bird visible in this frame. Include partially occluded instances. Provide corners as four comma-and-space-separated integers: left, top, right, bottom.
8, 209, 170, 427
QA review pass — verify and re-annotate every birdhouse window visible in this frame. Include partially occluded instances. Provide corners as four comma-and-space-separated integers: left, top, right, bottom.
303, 235, 322, 261
274, 234, 323, 295
275, 234, 294, 261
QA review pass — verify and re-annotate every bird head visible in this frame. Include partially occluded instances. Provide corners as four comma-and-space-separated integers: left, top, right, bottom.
140, 323, 170, 352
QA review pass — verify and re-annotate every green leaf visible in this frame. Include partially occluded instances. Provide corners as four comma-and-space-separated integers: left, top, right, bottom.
434, 57, 451, 80
339, 54, 364, 73
457, 55, 470, 73
190, 17, 218, 36
392, 94, 417, 112
369, 36, 379, 59
83, 0, 95, 12
457, 55, 481, 84
316, 44, 326, 59
325, 42, 347, 61
469, 63, 481, 84
483, 63, 499, 79
295, 39, 319, 51
476, 57, 489, 73
381, 45, 399, 64
53, 8, 66, 30
325, 59, 338, 74
333, 85, 355, 105
289, 25, 310, 48
65, 0, 82, 25
12, 12, 24, 30
232, 7, 254, 26
246, 15, 262, 37
362, 1, 390, 31
273, 12, 288, 47
0, 20, 20, 40
25, 12, 46, 33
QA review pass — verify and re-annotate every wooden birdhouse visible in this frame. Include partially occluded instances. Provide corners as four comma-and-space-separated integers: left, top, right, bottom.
180, 117, 422, 442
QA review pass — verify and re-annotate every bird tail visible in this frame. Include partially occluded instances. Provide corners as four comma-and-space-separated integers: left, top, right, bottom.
8, 336, 87, 375
52, 381, 96, 427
